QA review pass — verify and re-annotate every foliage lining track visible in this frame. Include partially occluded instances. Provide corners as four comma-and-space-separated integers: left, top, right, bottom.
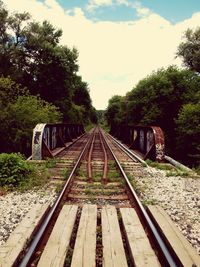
15, 127, 194, 267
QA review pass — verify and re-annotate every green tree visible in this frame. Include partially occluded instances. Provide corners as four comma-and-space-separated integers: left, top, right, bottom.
106, 66, 200, 165
0, 88, 62, 155
72, 76, 97, 124
0, 76, 28, 107
126, 66, 200, 154
105, 95, 124, 127
0, 76, 28, 152
176, 102, 200, 165
0, 1, 95, 124
177, 28, 200, 73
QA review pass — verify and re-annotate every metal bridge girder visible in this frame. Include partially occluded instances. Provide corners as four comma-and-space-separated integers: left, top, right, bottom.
32, 123, 85, 160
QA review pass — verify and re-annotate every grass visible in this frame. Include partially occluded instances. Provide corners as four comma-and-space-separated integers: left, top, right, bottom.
45, 158, 57, 168
127, 174, 143, 195
166, 170, 189, 177
192, 166, 200, 175
145, 159, 175, 171
85, 124, 94, 132
0, 156, 73, 193
62, 169, 71, 180
145, 159, 192, 178
107, 170, 121, 181
141, 162, 148, 167
85, 187, 119, 196
108, 160, 117, 168
85, 184, 104, 189
17, 162, 50, 192
93, 172, 102, 182
85, 188, 96, 195
76, 168, 87, 180
142, 199, 156, 206
99, 122, 110, 132
55, 183, 63, 193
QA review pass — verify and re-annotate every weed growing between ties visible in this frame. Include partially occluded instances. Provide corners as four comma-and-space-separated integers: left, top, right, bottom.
76, 168, 87, 180
85, 187, 96, 195
127, 174, 142, 195
142, 199, 157, 206
55, 183, 63, 193
0, 153, 50, 192
85, 185, 119, 196
107, 170, 121, 182
45, 158, 57, 168
62, 169, 71, 180
93, 172, 102, 182
108, 160, 117, 168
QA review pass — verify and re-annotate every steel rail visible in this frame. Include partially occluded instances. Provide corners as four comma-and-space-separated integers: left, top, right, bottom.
102, 131, 181, 267
99, 128, 108, 182
87, 129, 96, 181
18, 132, 94, 267
107, 133, 148, 166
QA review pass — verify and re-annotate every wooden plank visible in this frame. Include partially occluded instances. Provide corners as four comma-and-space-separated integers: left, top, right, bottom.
38, 205, 78, 267
120, 208, 160, 267
102, 206, 128, 267
71, 204, 97, 267
0, 204, 49, 267
148, 205, 200, 266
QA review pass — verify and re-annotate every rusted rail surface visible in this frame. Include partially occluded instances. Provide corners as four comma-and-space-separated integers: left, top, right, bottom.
87, 128, 96, 181
5, 127, 199, 267
99, 128, 108, 182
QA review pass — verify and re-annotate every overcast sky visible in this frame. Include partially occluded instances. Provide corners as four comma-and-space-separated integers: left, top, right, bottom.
3, 0, 200, 109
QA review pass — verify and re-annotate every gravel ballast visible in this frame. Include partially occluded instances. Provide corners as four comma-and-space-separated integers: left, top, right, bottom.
0, 189, 57, 245
136, 166, 200, 255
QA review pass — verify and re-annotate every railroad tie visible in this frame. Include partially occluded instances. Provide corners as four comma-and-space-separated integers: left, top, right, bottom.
37, 205, 78, 267
71, 204, 97, 267
102, 205, 128, 267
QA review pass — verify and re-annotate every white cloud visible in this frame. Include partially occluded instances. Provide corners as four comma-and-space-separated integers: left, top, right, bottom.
87, 0, 113, 11
3, 0, 200, 109
116, 0, 152, 18
116, 0, 130, 6
132, 1, 152, 18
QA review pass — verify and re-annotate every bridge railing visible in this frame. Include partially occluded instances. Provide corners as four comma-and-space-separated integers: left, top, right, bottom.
32, 123, 85, 160
110, 124, 165, 161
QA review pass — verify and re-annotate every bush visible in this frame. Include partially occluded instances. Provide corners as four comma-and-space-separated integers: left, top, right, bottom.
0, 95, 62, 155
0, 153, 33, 186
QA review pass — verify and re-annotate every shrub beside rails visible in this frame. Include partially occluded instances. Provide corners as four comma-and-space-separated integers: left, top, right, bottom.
0, 153, 33, 187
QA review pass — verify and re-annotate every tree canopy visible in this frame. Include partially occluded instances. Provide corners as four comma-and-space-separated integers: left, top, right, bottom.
0, 1, 97, 155
177, 28, 200, 73
105, 65, 200, 166
0, 0, 96, 123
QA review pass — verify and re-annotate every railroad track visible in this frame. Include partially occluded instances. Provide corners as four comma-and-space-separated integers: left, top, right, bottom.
1, 127, 200, 267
